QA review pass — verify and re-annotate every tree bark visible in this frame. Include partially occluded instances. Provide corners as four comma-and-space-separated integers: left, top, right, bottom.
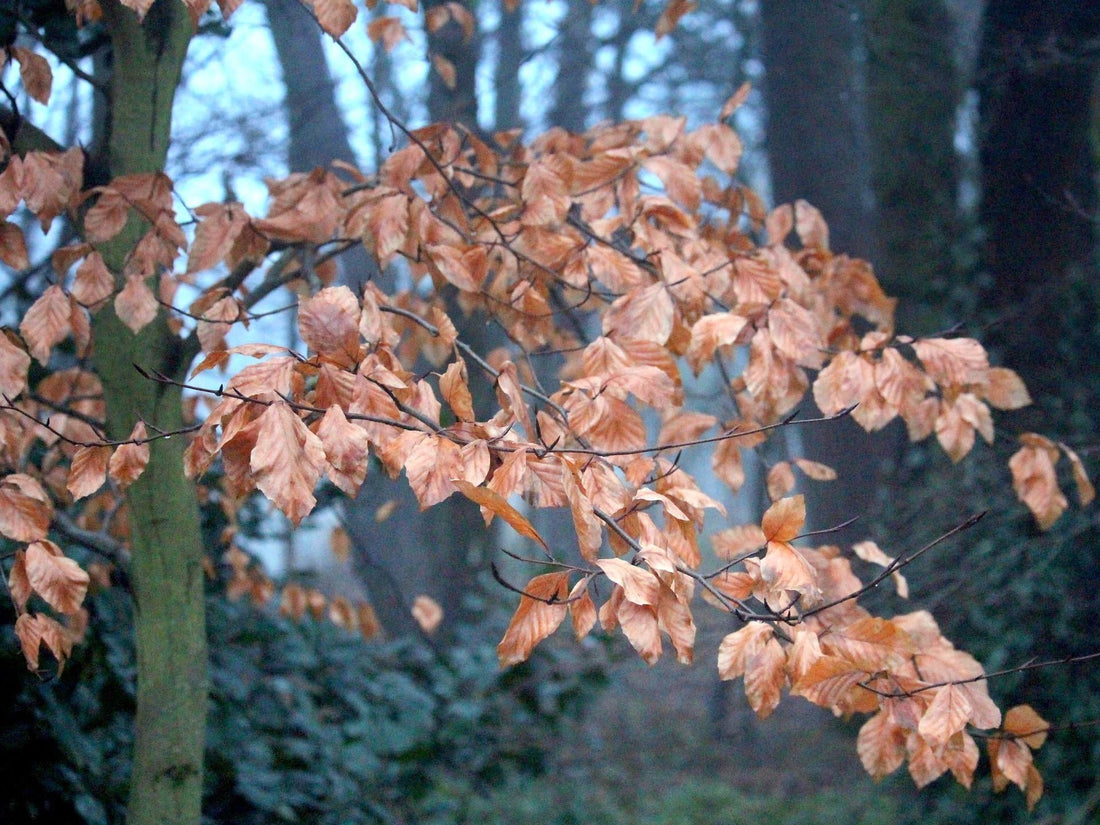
977, 0, 1100, 396
94, 5, 203, 825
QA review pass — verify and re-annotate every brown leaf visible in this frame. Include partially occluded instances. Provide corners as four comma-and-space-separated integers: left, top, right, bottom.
1059, 442, 1095, 507
760, 494, 805, 542
314, 0, 357, 36
0, 473, 53, 542
0, 221, 29, 269
984, 367, 1031, 410
249, 400, 326, 525
918, 684, 973, 750
568, 579, 597, 641
11, 47, 53, 104
794, 199, 829, 249
912, 337, 989, 387
431, 54, 457, 89
497, 571, 570, 667
315, 406, 371, 497
71, 252, 115, 310
452, 479, 548, 549
618, 599, 662, 664
108, 421, 150, 489
20, 284, 71, 365
1004, 704, 1048, 750
8, 550, 32, 613
1009, 438, 1068, 530
114, 274, 158, 334
717, 622, 772, 680
595, 558, 660, 606
412, 594, 443, 633
299, 286, 362, 366
744, 637, 786, 719
25, 539, 89, 614
366, 16, 409, 51
858, 710, 906, 779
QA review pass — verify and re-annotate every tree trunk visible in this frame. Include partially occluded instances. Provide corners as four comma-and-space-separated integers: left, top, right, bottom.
864, 0, 962, 332
425, 0, 481, 129
977, 0, 1100, 396
94, 5, 203, 825
759, 0, 898, 533
549, 0, 594, 132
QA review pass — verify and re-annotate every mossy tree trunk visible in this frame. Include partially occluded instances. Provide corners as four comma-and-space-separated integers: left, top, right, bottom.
92, 4, 203, 825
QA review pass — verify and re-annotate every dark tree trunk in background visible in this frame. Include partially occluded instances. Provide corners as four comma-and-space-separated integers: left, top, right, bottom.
549, 0, 594, 131
864, 0, 963, 332
977, 0, 1100, 396
495, 3, 525, 131
425, 0, 482, 129
759, 0, 895, 532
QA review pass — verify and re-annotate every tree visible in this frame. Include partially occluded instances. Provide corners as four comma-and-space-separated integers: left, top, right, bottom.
0, 3, 1093, 825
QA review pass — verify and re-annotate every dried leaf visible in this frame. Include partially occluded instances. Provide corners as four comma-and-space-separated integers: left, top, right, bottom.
249, 400, 326, 525
411, 594, 443, 633
761, 494, 805, 542
497, 571, 570, 667
108, 421, 150, 489
25, 540, 89, 614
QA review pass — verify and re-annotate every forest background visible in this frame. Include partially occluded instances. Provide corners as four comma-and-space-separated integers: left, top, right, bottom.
1, 0, 1099, 823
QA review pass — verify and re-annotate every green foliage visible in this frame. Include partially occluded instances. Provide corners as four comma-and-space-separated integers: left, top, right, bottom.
0, 574, 606, 825
449, 776, 900, 825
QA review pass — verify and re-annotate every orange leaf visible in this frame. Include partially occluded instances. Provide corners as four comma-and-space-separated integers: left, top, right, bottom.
452, 478, 548, 549
744, 637, 786, 719
1009, 438, 1068, 530
984, 367, 1031, 410
411, 594, 443, 633
314, 0, 357, 36
0, 473, 52, 542
249, 400, 326, 525
8, 550, 32, 613
497, 571, 570, 667
20, 284, 72, 365
791, 655, 865, 707
315, 405, 371, 497
1004, 704, 1048, 750
25, 540, 89, 614
367, 16, 409, 51
760, 494, 805, 542
618, 599, 662, 664
918, 684, 973, 750
717, 622, 772, 680
858, 710, 906, 779
114, 274, 158, 334
108, 421, 150, 490
11, 47, 53, 105
595, 558, 660, 606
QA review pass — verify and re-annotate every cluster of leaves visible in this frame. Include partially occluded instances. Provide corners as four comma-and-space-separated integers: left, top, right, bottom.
1, 2, 1094, 809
